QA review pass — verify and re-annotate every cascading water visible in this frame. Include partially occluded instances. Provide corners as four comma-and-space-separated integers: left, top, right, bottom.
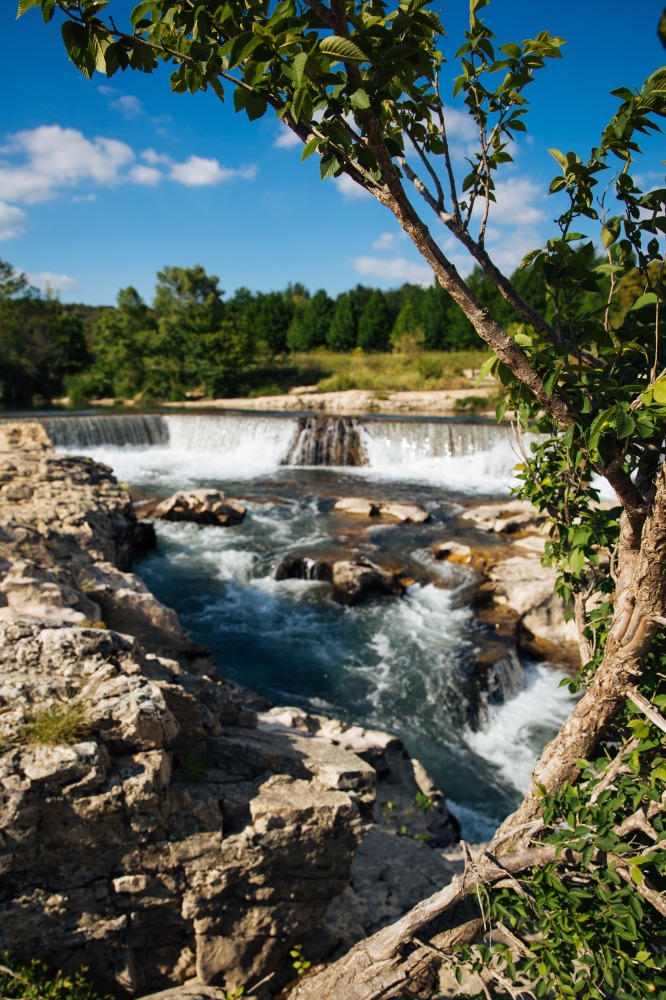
283, 415, 367, 466
26, 407, 573, 838
38, 413, 169, 448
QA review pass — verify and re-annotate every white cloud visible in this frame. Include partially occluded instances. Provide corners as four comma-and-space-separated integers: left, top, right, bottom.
26, 271, 78, 294
443, 105, 478, 143
372, 232, 403, 251
169, 156, 258, 186
351, 255, 434, 286
0, 201, 25, 240
273, 126, 302, 149
488, 177, 544, 226
334, 173, 371, 200
141, 148, 172, 165
0, 125, 134, 204
129, 164, 162, 186
484, 226, 542, 275
99, 85, 144, 119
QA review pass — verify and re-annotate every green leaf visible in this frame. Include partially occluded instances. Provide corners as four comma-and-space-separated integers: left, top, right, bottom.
548, 147, 568, 171
291, 83, 312, 123
601, 220, 621, 249
477, 355, 498, 383
301, 136, 320, 162
130, 1, 154, 27
629, 292, 658, 311
320, 154, 342, 180
350, 88, 371, 111
630, 864, 644, 885
499, 42, 522, 59
614, 408, 634, 439
16, 0, 40, 17
244, 91, 268, 121
319, 35, 367, 63
290, 51, 308, 86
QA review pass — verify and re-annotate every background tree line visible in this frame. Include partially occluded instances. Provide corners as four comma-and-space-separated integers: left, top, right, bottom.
0, 253, 651, 407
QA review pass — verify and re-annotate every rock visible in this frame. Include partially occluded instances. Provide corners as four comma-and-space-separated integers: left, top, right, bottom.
151, 490, 246, 527
489, 555, 579, 660
334, 497, 430, 523
0, 617, 372, 997
432, 540, 472, 562
462, 499, 545, 534
378, 501, 430, 523
260, 708, 463, 961
464, 643, 525, 730
331, 560, 405, 605
275, 553, 405, 605
334, 498, 377, 517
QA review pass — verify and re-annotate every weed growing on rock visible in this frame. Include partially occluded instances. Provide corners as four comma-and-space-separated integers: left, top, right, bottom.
20, 701, 91, 747
290, 944, 311, 976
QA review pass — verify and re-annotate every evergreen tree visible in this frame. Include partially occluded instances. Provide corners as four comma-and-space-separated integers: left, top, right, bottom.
255, 291, 294, 355
326, 292, 357, 351
287, 288, 334, 351
357, 289, 391, 352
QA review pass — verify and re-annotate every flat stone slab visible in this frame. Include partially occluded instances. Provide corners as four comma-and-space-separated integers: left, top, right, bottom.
334, 497, 429, 524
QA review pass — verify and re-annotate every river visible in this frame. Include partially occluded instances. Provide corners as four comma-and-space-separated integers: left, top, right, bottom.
42, 410, 573, 840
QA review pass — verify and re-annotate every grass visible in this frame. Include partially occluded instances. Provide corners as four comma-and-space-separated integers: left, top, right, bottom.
20, 700, 92, 747
237, 348, 491, 396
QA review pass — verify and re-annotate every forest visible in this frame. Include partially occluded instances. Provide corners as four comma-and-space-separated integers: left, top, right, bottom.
0, 253, 651, 407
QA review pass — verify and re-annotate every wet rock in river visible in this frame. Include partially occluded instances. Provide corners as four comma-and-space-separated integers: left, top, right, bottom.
334, 497, 430, 523
151, 489, 246, 527
275, 553, 405, 605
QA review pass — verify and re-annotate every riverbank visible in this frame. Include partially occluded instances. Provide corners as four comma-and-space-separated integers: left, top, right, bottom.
160, 386, 498, 417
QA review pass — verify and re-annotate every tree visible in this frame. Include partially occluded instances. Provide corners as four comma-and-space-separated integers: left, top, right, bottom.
286, 288, 334, 351
326, 290, 357, 351
254, 290, 295, 355
21, 1, 666, 996
357, 288, 391, 351
0, 258, 89, 405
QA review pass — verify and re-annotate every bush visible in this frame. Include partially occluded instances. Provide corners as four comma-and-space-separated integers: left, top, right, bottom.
0, 957, 110, 1000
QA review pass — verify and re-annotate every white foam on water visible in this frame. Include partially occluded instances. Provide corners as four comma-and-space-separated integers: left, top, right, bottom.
466, 662, 575, 794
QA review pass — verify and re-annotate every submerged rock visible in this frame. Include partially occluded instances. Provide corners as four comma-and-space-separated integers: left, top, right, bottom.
151, 489, 246, 527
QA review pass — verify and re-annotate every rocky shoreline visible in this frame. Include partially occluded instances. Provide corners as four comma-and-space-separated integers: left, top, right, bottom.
0, 424, 463, 998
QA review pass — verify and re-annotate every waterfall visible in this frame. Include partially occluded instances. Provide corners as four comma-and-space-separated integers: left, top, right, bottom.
165, 413, 297, 458
38, 413, 169, 448
360, 418, 510, 463
283, 416, 367, 467
29, 411, 516, 489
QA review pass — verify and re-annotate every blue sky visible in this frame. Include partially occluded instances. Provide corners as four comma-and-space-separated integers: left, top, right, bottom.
1, 1, 664, 306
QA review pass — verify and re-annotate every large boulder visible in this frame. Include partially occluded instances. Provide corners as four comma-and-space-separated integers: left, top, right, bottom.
151, 490, 246, 527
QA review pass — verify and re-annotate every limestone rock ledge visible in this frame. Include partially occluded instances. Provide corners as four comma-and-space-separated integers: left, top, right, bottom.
0, 424, 373, 997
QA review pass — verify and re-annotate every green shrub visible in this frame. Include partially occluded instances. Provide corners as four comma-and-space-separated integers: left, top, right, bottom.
0, 957, 110, 1000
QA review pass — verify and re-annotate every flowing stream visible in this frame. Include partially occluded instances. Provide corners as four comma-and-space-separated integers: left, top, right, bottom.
41, 410, 573, 839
